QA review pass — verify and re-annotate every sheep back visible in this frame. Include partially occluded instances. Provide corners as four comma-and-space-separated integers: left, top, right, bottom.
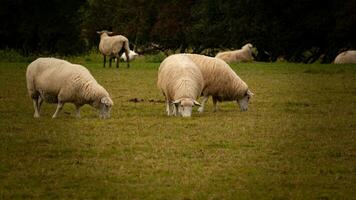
26, 58, 109, 105
215, 43, 253, 63
157, 54, 203, 101
99, 35, 130, 56
334, 50, 356, 64
186, 54, 249, 101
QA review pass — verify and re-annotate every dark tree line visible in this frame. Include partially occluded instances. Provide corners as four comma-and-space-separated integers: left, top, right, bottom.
0, 0, 355, 62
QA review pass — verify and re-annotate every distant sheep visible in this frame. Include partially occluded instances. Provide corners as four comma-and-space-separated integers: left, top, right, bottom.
215, 43, 254, 63
157, 54, 202, 117
26, 58, 113, 119
334, 50, 356, 64
120, 50, 138, 61
97, 30, 130, 68
186, 54, 253, 112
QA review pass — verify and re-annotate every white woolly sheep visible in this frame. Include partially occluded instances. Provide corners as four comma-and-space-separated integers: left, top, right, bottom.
157, 54, 203, 117
26, 58, 113, 119
215, 43, 254, 63
120, 50, 138, 61
97, 30, 130, 68
334, 50, 356, 64
186, 54, 254, 112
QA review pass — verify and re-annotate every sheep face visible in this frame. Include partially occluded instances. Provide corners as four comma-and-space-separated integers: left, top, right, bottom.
237, 89, 254, 112
173, 98, 201, 117
97, 96, 113, 119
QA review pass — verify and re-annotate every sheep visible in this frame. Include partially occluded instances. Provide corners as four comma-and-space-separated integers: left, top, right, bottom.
97, 30, 130, 68
120, 50, 138, 61
186, 54, 254, 113
334, 50, 356, 64
215, 43, 254, 63
157, 54, 203, 117
26, 58, 113, 119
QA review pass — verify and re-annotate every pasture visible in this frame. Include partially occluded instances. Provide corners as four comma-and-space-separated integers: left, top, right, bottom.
0, 57, 355, 199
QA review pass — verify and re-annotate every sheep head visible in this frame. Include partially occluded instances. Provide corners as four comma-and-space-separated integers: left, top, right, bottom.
172, 98, 201, 117
98, 96, 113, 119
237, 89, 254, 112
242, 43, 253, 51
96, 30, 114, 37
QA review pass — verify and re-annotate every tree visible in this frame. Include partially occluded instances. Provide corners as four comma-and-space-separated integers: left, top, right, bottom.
0, 0, 87, 55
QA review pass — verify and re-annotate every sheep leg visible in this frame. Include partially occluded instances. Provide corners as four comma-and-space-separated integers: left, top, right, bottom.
212, 97, 218, 112
125, 50, 130, 68
75, 105, 81, 118
173, 104, 178, 116
165, 101, 171, 116
103, 55, 106, 68
52, 102, 64, 118
116, 55, 119, 68
38, 96, 43, 113
198, 96, 209, 113
109, 57, 112, 67
32, 98, 40, 118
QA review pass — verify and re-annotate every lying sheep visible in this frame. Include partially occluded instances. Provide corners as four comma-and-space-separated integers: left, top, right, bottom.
97, 30, 130, 68
215, 43, 254, 63
26, 58, 113, 119
157, 54, 202, 117
120, 50, 138, 61
186, 54, 254, 112
334, 50, 356, 64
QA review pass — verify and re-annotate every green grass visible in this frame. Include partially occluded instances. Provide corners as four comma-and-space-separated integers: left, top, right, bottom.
0, 58, 355, 199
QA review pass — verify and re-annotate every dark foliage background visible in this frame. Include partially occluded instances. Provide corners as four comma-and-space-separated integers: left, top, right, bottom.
0, 0, 355, 62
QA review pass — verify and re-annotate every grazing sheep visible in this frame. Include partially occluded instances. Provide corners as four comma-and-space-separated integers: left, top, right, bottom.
157, 54, 203, 117
26, 58, 113, 119
97, 30, 130, 68
215, 43, 254, 63
120, 50, 138, 61
334, 50, 356, 64
186, 54, 253, 112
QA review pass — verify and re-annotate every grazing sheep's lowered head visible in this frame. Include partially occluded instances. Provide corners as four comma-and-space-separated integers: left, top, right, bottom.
236, 89, 254, 112
173, 98, 201, 117
92, 96, 113, 119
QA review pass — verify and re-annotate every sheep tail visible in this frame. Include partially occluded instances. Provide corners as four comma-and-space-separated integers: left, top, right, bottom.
123, 41, 130, 52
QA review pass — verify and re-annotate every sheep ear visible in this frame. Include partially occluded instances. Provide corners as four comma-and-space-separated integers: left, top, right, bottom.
247, 89, 254, 97
172, 99, 181, 105
108, 31, 114, 35
96, 31, 102, 34
194, 100, 201, 106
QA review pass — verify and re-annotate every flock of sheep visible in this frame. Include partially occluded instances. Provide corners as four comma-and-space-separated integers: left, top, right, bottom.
26, 31, 356, 118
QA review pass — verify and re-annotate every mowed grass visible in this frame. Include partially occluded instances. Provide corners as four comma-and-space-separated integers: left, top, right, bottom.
0, 58, 355, 199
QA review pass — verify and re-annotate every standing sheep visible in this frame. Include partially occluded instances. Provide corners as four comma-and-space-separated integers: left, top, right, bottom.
186, 54, 254, 113
334, 50, 356, 64
215, 43, 254, 63
97, 30, 130, 68
157, 54, 202, 117
26, 58, 113, 119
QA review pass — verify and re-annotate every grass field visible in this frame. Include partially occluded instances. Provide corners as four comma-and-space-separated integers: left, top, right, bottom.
0, 57, 355, 199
